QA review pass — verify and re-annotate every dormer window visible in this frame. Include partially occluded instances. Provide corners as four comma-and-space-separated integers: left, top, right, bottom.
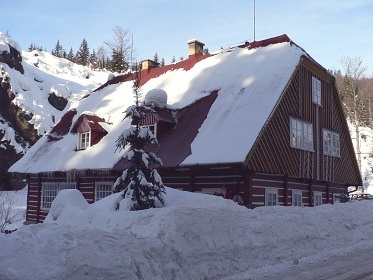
78, 131, 91, 150
142, 123, 157, 139
71, 113, 109, 151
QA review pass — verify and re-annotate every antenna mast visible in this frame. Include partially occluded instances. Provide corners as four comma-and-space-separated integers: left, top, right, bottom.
253, 0, 256, 41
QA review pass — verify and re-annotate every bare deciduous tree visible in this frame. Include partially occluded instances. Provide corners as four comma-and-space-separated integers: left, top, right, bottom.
337, 56, 367, 171
104, 26, 134, 72
0, 191, 25, 233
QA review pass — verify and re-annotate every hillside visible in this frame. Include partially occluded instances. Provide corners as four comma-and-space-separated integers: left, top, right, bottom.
0, 33, 110, 189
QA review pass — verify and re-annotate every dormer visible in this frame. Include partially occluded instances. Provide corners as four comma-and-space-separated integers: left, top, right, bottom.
71, 113, 109, 150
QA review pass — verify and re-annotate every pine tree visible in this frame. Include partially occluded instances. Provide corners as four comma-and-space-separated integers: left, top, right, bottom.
153, 52, 159, 65
76, 38, 90, 66
67, 47, 74, 62
110, 49, 128, 72
90, 49, 97, 68
51, 40, 64, 58
114, 70, 166, 211
160, 57, 165, 67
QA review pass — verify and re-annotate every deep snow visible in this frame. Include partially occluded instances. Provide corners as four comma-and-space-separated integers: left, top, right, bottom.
2, 188, 373, 280
0, 32, 110, 155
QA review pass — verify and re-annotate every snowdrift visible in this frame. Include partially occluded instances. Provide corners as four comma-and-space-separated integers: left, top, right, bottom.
2, 188, 373, 279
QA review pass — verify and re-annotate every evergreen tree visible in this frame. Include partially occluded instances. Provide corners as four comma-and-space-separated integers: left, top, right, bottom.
153, 52, 159, 65
51, 40, 64, 58
110, 48, 128, 72
114, 70, 166, 211
160, 57, 165, 67
28, 43, 44, 52
90, 49, 97, 68
76, 38, 90, 66
67, 47, 74, 62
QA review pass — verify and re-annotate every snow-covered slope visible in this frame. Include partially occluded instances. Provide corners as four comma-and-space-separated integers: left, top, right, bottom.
0, 32, 110, 152
0, 33, 110, 187
2, 188, 373, 279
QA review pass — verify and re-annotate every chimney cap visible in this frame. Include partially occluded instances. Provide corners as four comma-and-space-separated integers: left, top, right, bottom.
187, 39, 205, 46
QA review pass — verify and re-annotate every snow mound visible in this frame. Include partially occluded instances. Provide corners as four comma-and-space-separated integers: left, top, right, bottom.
44, 189, 89, 222
3, 188, 373, 279
50, 83, 72, 99
144, 88, 168, 109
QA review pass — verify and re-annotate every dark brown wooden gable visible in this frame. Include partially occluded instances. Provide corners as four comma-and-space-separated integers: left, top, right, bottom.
244, 58, 362, 186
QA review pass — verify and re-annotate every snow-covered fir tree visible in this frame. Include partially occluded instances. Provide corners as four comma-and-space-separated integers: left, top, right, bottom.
76, 38, 90, 66
114, 70, 166, 211
66, 47, 74, 62
51, 39, 64, 58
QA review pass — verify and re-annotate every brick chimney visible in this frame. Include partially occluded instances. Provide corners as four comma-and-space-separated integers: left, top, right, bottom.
188, 39, 204, 57
141, 59, 159, 72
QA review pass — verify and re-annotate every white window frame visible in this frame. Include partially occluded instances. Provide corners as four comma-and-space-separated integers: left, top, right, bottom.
290, 117, 313, 151
265, 188, 278, 206
323, 129, 340, 157
313, 191, 322, 206
78, 131, 91, 150
292, 190, 303, 207
41, 182, 76, 210
95, 181, 113, 202
312, 77, 321, 106
333, 193, 341, 204
141, 123, 157, 139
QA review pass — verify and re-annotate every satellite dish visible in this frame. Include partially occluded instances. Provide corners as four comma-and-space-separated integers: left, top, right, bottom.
144, 89, 168, 109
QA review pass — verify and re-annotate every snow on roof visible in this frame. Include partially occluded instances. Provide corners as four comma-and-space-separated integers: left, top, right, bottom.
9, 35, 308, 173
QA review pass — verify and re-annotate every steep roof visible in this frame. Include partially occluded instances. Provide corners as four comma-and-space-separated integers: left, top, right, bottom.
9, 34, 309, 173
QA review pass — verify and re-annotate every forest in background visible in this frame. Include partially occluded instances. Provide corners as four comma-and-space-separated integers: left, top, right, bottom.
335, 56, 373, 176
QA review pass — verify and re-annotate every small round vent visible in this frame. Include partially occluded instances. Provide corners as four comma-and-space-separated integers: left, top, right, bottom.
144, 89, 168, 109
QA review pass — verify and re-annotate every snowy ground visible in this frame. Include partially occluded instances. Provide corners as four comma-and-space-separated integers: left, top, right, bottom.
2, 188, 373, 280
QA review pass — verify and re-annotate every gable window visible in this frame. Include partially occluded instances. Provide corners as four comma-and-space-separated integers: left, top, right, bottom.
41, 182, 76, 210
95, 181, 113, 202
290, 117, 313, 151
265, 188, 278, 206
313, 191, 322, 206
312, 77, 321, 106
323, 129, 340, 157
292, 190, 303, 207
78, 131, 91, 150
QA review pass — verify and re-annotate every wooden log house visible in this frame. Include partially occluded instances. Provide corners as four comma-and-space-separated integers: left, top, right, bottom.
9, 34, 362, 223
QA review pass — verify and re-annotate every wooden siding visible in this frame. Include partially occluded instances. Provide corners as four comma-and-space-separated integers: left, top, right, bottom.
25, 166, 349, 223
245, 59, 361, 186
25, 171, 118, 223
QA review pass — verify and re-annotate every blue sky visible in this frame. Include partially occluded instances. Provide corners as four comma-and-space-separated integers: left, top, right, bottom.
2, 0, 373, 73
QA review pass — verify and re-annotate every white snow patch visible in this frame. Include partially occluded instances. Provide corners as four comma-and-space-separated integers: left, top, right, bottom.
1, 188, 373, 279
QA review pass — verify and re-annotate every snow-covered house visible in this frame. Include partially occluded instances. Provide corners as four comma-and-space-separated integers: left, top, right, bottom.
9, 34, 362, 223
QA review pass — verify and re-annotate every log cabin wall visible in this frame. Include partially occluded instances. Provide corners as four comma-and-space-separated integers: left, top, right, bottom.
25, 170, 118, 223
